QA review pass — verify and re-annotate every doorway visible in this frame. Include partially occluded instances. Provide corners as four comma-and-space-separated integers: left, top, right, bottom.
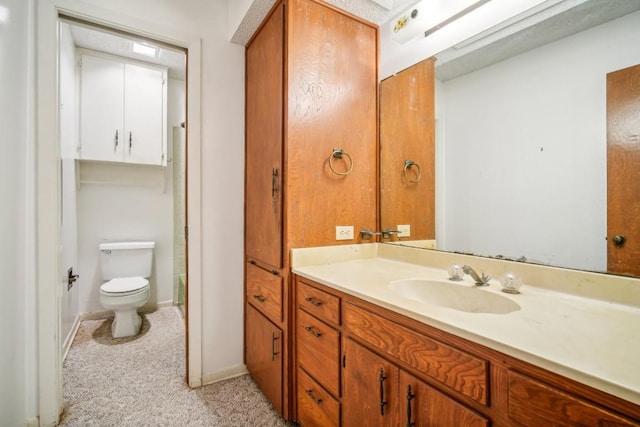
36, 3, 204, 424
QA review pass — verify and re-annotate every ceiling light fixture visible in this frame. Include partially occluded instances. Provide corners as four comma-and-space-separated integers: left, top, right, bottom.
390, 0, 493, 44
132, 42, 158, 57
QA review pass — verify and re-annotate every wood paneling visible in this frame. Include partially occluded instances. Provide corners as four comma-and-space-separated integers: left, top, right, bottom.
246, 263, 283, 323
297, 309, 341, 397
245, 304, 283, 415
508, 370, 639, 426
245, 3, 284, 268
343, 338, 400, 426
400, 370, 489, 427
380, 58, 436, 240
297, 368, 341, 427
607, 63, 640, 276
297, 279, 341, 325
286, 0, 378, 248
345, 302, 488, 405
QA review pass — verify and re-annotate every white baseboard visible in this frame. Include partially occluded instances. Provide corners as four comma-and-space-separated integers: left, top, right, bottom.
201, 364, 248, 386
62, 315, 82, 361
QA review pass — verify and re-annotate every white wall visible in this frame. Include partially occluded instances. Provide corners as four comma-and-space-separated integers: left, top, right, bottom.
0, 0, 38, 425
71, 0, 245, 379
438, 11, 640, 271
59, 22, 81, 348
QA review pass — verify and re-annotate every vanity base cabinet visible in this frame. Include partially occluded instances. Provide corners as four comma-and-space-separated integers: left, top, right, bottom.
292, 275, 640, 427
245, 304, 283, 415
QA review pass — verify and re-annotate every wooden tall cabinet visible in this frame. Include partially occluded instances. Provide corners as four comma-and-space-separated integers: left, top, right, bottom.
244, 0, 378, 420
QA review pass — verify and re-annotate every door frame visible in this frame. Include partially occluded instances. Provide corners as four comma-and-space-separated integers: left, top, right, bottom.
37, 1, 203, 425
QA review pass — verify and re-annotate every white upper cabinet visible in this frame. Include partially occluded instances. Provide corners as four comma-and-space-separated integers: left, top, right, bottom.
79, 52, 167, 166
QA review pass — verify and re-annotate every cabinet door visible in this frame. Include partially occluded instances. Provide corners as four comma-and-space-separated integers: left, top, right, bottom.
343, 338, 399, 426
79, 54, 124, 162
400, 371, 489, 427
124, 63, 166, 165
245, 3, 284, 267
246, 304, 283, 415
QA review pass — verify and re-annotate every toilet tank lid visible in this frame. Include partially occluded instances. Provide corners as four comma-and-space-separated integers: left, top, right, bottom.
99, 241, 155, 251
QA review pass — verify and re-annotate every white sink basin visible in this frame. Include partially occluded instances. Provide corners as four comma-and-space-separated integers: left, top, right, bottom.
389, 279, 521, 314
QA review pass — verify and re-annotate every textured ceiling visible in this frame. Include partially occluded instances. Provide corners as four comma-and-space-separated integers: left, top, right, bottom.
230, 0, 418, 45
435, 0, 640, 81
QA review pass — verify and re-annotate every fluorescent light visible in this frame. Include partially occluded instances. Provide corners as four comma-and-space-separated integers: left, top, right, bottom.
132, 42, 157, 57
390, 0, 493, 44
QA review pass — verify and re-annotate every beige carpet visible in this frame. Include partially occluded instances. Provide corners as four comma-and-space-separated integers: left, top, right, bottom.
60, 307, 292, 426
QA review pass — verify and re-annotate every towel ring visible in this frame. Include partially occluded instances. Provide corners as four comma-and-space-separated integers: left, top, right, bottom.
403, 160, 421, 183
329, 148, 354, 176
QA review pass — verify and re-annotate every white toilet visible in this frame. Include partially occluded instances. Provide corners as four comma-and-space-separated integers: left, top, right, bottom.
99, 241, 155, 338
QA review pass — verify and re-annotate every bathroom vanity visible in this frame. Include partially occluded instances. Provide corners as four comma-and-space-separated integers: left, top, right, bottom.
291, 244, 640, 426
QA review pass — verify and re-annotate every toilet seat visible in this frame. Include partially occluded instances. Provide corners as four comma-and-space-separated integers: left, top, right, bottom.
100, 277, 149, 296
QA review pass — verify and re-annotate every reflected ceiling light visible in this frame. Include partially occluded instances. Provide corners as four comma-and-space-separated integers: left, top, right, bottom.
390, 0, 492, 44
0, 6, 10, 24
132, 42, 158, 57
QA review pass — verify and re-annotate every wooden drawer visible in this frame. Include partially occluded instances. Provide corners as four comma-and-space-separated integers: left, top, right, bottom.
297, 308, 341, 397
246, 262, 283, 323
508, 371, 639, 426
345, 302, 488, 405
297, 279, 341, 326
297, 367, 340, 427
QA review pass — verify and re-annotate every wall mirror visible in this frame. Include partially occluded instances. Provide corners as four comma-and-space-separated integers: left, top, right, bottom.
379, 0, 640, 277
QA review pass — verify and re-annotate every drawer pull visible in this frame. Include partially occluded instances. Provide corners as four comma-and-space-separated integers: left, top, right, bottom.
253, 295, 266, 303
379, 368, 388, 415
305, 389, 323, 405
249, 259, 256, 265
305, 296, 323, 307
406, 384, 416, 427
304, 326, 323, 338
272, 332, 279, 361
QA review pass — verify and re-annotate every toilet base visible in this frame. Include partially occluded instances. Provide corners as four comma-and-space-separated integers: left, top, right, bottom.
111, 310, 142, 338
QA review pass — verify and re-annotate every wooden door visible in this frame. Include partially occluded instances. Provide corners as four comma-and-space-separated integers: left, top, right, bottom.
245, 304, 283, 415
399, 371, 488, 427
245, 3, 284, 268
79, 53, 124, 162
607, 64, 640, 276
124, 63, 166, 165
380, 58, 436, 241
343, 339, 399, 426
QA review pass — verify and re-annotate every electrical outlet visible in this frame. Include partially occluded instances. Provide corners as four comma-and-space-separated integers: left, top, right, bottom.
397, 224, 411, 237
335, 225, 354, 240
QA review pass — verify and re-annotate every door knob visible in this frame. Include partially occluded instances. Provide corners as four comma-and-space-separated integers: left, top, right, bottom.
612, 234, 627, 247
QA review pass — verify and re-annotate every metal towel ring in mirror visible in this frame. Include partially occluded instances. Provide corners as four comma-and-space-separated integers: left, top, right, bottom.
329, 148, 354, 176
403, 160, 422, 183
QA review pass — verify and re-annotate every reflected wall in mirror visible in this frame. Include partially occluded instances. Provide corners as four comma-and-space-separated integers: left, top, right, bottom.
380, 58, 436, 246
380, 1, 640, 276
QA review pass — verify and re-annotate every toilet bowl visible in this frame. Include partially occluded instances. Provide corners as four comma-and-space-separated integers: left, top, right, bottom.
98, 241, 155, 338
100, 277, 150, 338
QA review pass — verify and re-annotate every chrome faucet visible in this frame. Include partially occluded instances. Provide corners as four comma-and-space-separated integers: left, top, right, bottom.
462, 265, 491, 286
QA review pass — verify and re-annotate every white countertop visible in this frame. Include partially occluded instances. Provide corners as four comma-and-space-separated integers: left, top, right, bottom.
292, 249, 640, 406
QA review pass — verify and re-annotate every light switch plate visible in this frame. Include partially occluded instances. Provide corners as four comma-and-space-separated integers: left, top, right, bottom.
336, 225, 354, 240
397, 224, 410, 237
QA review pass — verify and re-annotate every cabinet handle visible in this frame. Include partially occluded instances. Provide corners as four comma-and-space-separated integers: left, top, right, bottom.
253, 295, 265, 303
271, 168, 279, 200
305, 389, 323, 405
271, 332, 279, 361
379, 368, 388, 415
114, 130, 119, 150
249, 260, 256, 265
304, 297, 322, 307
406, 384, 416, 427
304, 326, 322, 338
129, 131, 133, 152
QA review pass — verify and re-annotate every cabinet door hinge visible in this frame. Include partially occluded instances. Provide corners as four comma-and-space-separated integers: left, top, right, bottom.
184, 225, 188, 241
342, 354, 346, 368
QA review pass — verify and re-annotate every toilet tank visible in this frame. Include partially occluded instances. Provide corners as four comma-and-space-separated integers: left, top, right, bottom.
99, 241, 155, 280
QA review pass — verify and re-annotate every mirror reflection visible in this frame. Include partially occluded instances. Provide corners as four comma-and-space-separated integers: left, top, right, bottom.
380, 1, 640, 277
